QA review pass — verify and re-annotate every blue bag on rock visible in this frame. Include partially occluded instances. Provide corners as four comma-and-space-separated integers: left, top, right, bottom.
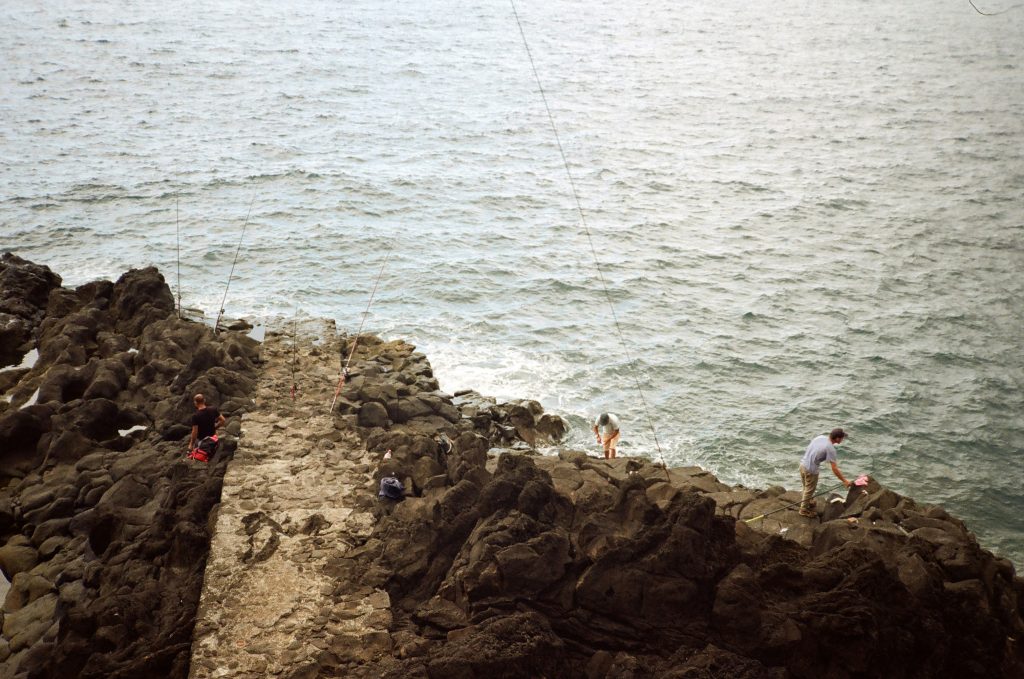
378, 476, 404, 500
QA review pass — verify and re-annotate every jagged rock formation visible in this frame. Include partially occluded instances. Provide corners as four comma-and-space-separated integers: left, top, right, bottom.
189, 320, 391, 678
189, 327, 574, 679
209, 327, 1022, 678
343, 449, 1024, 678
0, 254, 61, 369
1, 256, 1022, 679
0, 255, 260, 678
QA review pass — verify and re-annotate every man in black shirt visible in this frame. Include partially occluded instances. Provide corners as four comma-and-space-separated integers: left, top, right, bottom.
188, 393, 225, 454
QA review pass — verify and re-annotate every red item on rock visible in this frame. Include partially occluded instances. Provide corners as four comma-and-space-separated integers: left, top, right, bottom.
188, 435, 218, 463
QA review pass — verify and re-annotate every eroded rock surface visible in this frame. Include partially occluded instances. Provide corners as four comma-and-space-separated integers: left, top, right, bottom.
190, 321, 390, 678
2, 255, 1021, 679
0, 256, 260, 678
339, 454, 1024, 678
0, 253, 62, 370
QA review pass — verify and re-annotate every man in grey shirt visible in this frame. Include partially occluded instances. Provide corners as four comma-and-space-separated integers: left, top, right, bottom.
593, 413, 621, 459
798, 427, 851, 517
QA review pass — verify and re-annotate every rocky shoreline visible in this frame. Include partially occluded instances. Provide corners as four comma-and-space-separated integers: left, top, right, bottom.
0, 254, 1022, 678
0, 253, 260, 677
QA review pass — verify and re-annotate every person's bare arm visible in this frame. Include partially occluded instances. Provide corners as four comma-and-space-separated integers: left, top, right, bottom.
215, 413, 226, 430
188, 424, 198, 450
830, 461, 851, 487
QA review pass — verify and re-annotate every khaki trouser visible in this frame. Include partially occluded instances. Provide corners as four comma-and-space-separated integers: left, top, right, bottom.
602, 430, 620, 459
799, 465, 819, 510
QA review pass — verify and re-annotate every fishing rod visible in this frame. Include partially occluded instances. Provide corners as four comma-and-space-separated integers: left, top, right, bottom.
291, 302, 299, 401
969, 0, 1024, 15
214, 191, 258, 335
329, 245, 394, 413
175, 195, 182, 319
743, 474, 870, 524
508, 0, 669, 477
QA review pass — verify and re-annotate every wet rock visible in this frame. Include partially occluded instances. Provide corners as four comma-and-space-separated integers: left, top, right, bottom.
3, 257, 1022, 679
349, 442, 1024, 678
666, 644, 785, 679
411, 457, 445, 495
109, 267, 176, 337
0, 258, 261, 678
163, 423, 191, 441
711, 563, 762, 642
0, 405, 54, 471
4, 573, 55, 612
387, 397, 435, 424
359, 401, 390, 428
453, 393, 566, 449
36, 536, 69, 560
0, 537, 39, 579
97, 475, 151, 509
30, 518, 71, 546
425, 612, 568, 679
414, 597, 468, 631
2, 593, 57, 653
0, 253, 62, 366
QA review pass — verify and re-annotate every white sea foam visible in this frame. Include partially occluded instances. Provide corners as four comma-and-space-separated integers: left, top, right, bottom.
0, 348, 38, 372
20, 389, 39, 409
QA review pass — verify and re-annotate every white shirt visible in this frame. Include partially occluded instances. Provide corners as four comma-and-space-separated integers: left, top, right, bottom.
595, 413, 620, 436
800, 435, 837, 474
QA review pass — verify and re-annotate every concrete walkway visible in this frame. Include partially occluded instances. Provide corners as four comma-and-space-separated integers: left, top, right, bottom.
190, 321, 390, 678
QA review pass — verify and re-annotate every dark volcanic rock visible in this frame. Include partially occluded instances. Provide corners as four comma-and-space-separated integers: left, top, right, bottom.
0, 253, 62, 367
4, 257, 1022, 679
425, 612, 569, 678
350, 446, 1024, 679
452, 391, 568, 449
0, 258, 260, 679
109, 266, 176, 337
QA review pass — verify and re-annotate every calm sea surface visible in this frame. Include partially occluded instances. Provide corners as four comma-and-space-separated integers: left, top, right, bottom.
1, 0, 1022, 567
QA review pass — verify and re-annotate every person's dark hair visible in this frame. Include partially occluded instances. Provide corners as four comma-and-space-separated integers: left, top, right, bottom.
829, 427, 847, 442
598, 413, 609, 426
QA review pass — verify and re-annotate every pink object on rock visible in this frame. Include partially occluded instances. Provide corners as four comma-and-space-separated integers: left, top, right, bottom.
854, 474, 870, 486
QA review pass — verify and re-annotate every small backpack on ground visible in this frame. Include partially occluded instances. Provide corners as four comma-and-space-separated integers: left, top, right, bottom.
378, 476, 404, 501
188, 435, 218, 463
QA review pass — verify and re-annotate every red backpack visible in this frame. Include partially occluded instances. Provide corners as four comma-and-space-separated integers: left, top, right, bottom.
188, 435, 218, 462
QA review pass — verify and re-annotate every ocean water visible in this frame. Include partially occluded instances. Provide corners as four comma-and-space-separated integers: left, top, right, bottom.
1, 0, 1022, 567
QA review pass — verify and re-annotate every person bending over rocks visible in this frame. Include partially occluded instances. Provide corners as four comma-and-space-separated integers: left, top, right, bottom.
593, 412, 621, 459
798, 427, 851, 517
188, 393, 225, 460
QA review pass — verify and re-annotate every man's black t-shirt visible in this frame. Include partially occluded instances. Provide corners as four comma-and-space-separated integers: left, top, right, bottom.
191, 407, 220, 439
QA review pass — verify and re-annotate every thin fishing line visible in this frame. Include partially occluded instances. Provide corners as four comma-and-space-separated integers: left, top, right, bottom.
969, 0, 1024, 15
329, 245, 394, 413
175, 195, 181, 319
508, 0, 667, 465
291, 302, 299, 401
742, 480, 849, 524
214, 191, 258, 334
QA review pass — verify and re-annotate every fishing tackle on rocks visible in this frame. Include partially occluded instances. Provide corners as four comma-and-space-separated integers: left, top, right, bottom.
329, 246, 393, 413
175, 195, 182, 319
290, 303, 299, 401
214, 191, 258, 335
743, 474, 870, 524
